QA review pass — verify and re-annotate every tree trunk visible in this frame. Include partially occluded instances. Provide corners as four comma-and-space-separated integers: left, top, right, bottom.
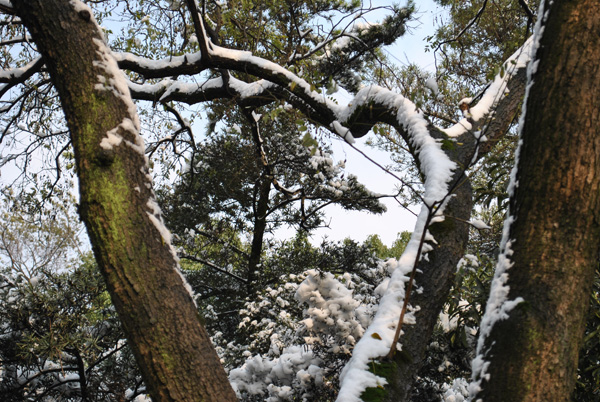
383, 172, 473, 401
365, 62, 527, 402
472, 0, 600, 400
12, 1, 237, 401
247, 177, 270, 295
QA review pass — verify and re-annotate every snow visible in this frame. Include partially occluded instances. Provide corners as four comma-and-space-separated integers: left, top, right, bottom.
229, 345, 324, 400
98, 118, 143, 153
208, 43, 342, 115
113, 51, 202, 72
0, 0, 12, 9
0, 57, 41, 81
469, 0, 552, 397
128, 74, 278, 105
458, 97, 472, 106
469, 219, 491, 230
442, 378, 469, 401
425, 77, 439, 95
443, 38, 535, 138
296, 270, 368, 352
331, 121, 355, 144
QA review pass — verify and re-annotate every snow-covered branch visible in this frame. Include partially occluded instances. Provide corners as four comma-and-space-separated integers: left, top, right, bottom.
0, 57, 44, 98
0, 0, 14, 14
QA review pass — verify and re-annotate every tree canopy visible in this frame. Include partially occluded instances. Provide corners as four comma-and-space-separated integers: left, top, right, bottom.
1, 0, 600, 401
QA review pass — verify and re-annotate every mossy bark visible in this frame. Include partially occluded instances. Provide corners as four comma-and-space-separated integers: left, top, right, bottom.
12, 1, 237, 401
474, 0, 600, 400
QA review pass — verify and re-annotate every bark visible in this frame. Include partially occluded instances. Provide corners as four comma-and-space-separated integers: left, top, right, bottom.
12, 1, 236, 401
359, 64, 528, 402
382, 165, 473, 402
247, 178, 270, 295
473, 0, 600, 400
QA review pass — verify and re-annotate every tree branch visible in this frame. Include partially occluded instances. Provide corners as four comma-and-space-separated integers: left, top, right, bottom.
179, 253, 248, 284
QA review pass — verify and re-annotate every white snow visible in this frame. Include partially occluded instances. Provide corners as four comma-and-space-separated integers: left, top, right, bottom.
332, 121, 355, 144
458, 97, 472, 106
443, 38, 535, 138
208, 43, 343, 115
229, 345, 323, 400
469, 219, 491, 230
113, 51, 202, 72
425, 77, 439, 95
0, 57, 41, 81
98, 118, 143, 153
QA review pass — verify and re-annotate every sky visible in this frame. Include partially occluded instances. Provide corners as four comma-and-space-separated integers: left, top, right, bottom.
290, 0, 447, 246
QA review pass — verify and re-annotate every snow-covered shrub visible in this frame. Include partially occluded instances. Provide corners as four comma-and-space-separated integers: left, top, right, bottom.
222, 252, 391, 401
296, 269, 372, 353
229, 345, 324, 401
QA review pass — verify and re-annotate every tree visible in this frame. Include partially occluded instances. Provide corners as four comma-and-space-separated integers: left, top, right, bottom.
0, 0, 582, 400
470, 0, 600, 400
6, 1, 236, 400
0, 192, 145, 401
160, 113, 386, 297
212, 235, 391, 401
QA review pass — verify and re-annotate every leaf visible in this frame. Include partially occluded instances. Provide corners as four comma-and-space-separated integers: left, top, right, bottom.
371, 332, 382, 340
301, 133, 318, 148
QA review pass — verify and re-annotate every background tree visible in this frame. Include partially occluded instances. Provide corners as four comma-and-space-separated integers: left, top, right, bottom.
0, 192, 145, 401
159, 111, 386, 297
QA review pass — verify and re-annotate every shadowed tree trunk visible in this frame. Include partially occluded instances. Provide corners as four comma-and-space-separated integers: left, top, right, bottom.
247, 178, 270, 295
473, 0, 600, 400
12, 1, 237, 400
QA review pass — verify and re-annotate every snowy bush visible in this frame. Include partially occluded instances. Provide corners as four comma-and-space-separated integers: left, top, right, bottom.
221, 252, 391, 401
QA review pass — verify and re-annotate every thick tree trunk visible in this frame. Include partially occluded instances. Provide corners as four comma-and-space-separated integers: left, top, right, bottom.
13, 1, 237, 401
473, 0, 600, 400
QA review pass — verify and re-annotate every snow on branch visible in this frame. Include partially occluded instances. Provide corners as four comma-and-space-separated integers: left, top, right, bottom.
443, 37, 535, 138
113, 51, 205, 79
0, 57, 43, 98
0, 0, 13, 14
335, 89, 456, 400
111, 22, 534, 401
